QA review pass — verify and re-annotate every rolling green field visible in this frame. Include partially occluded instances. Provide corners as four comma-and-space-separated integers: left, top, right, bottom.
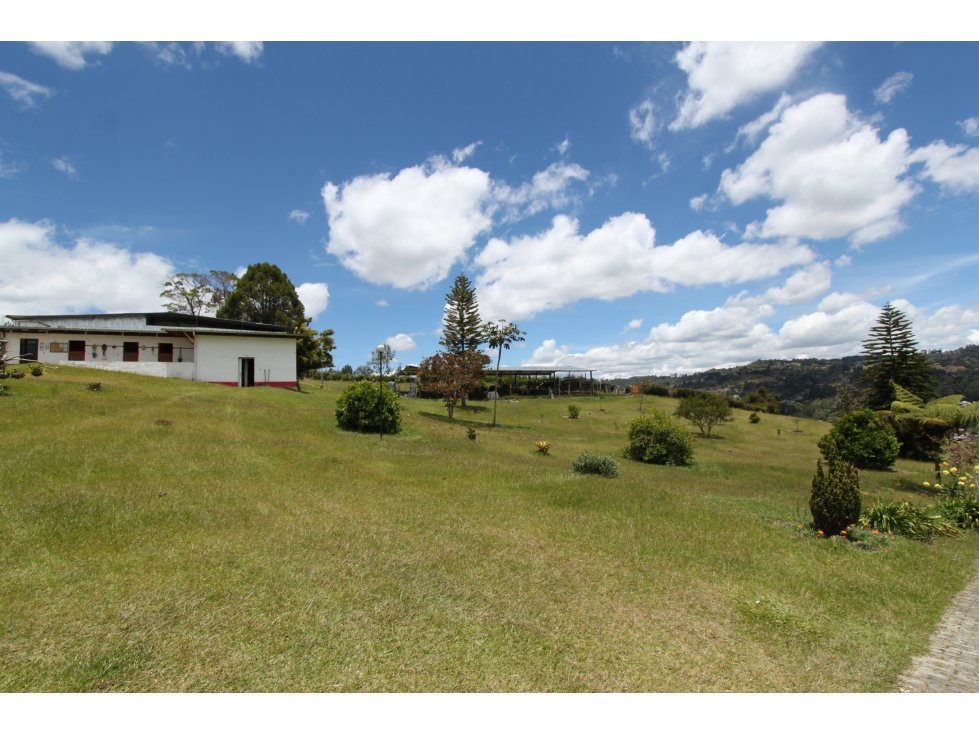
2, 367, 977, 691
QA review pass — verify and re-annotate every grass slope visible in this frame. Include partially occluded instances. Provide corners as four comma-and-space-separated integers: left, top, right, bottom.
2, 368, 977, 691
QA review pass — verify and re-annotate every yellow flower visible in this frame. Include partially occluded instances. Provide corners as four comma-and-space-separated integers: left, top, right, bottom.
923, 481, 931, 488
950, 467, 959, 474
942, 461, 949, 466
943, 470, 950, 476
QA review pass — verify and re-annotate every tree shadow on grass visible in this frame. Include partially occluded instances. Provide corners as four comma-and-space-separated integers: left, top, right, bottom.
417, 411, 531, 430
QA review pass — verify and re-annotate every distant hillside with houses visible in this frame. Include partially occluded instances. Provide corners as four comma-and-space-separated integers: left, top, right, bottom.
614, 344, 979, 418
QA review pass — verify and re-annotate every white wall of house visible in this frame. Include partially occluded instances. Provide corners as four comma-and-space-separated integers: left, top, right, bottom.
4, 329, 296, 387
194, 334, 297, 387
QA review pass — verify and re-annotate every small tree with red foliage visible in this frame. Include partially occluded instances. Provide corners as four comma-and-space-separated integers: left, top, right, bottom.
417, 350, 490, 419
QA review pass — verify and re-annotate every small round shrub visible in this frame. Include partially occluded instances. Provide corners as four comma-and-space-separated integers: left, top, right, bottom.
810, 458, 862, 536
625, 410, 694, 466
818, 409, 900, 470
572, 452, 619, 478
567, 404, 580, 420
28, 362, 44, 376
335, 381, 401, 434
748, 412, 761, 424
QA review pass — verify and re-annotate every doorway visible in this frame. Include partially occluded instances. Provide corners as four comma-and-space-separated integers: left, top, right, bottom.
238, 357, 255, 387
20, 338, 39, 362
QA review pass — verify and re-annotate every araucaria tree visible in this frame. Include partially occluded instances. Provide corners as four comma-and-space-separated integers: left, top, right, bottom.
417, 350, 490, 419
439, 274, 488, 407
440, 274, 487, 354
861, 303, 936, 409
486, 319, 525, 427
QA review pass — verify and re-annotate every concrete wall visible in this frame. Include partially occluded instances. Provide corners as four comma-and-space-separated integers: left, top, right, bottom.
3, 329, 296, 387
194, 334, 297, 387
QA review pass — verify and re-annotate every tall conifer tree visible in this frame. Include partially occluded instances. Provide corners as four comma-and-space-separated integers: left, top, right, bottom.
439, 274, 486, 354
861, 303, 936, 409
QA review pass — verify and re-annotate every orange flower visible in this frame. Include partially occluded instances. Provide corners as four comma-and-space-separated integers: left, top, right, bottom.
871, 530, 879, 535
840, 530, 847, 535
817, 530, 824, 535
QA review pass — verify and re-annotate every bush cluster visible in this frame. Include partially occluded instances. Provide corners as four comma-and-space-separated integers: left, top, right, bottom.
860, 500, 957, 539
818, 409, 900, 470
571, 452, 619, 478
567, 404, 580, 420
335, 381, 402, 434
809, 458, 861, 536
748, 412, 761, 424
624, 411, 694, 466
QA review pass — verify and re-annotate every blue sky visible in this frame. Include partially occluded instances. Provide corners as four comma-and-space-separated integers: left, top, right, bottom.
2, 28, 978, 375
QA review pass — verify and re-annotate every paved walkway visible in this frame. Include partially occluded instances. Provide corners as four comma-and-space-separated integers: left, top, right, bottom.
898, 563, 979, 692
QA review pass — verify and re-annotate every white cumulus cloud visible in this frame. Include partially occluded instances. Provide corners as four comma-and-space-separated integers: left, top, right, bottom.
671, 42, 821, 130
909, 141, 979, 194
29, 42, 113, 70
215, 42, 264, 64
385, 333, 417, 352
874, 71, 913, 104
475, 213, 814, 321
322, 159, 492, 290
52, 157, 78, 179
493, 161, 591, 223
296, 282, 329, 320
959, 117, 979, 137
0, 218, 173, 315
0, 70, 55, 109
288, 209, 311, 224
719, 93, 918, 245
629, 99, 656, 148
452, 141, 481, 163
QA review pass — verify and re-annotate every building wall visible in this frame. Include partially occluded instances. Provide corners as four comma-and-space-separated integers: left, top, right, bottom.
4, 329, 295, 388
3, 330, 197, 380
194, 334, 297, 388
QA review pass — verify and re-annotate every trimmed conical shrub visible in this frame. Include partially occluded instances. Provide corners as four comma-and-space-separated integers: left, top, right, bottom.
810, 458, 861, 536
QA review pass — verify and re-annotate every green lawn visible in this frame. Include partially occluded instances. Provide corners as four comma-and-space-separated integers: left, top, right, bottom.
1, 367, 977, 691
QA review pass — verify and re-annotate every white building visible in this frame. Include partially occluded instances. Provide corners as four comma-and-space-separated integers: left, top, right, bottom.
0, 313, 299, 388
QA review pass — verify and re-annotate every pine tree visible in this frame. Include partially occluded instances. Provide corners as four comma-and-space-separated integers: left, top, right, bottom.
861, 303, 936, 409
439, 274, 487, 354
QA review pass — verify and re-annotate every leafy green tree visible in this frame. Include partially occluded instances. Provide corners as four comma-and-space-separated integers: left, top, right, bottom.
486, 319, 525, 427
160, 271, 240, 315
675, 392, 733, 437
217, 262, 306, 328
625, 411, 694, 466
160, 272, 216, 315
296, 326, 336, 377
818, 409, 900, 470
335, 381, 401, 433
861, 303, 936, 409
742, 386, 781, 414
207, 270, 239, 312
439, 274, 487, 354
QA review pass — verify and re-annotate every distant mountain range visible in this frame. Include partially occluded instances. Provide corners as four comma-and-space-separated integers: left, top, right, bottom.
613, 345, 979, 413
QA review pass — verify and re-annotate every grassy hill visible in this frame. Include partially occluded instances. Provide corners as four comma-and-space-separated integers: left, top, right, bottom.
615, 344, 979, 415
2, 366, 978, 691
